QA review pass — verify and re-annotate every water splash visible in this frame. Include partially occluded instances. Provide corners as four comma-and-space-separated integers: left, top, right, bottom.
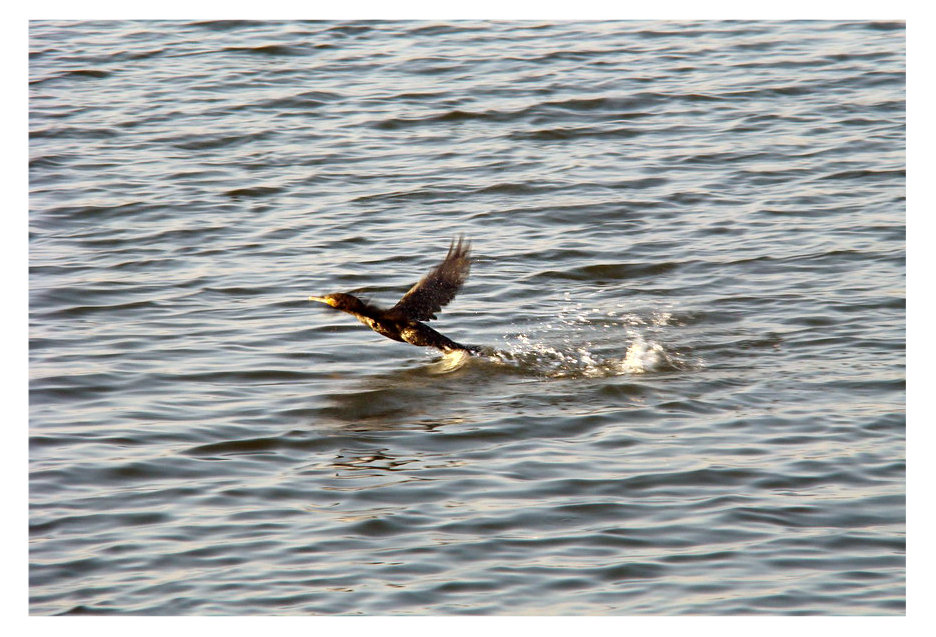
620, 334, 668, 374
427, 349, 473, 374
492, 299, 699, 378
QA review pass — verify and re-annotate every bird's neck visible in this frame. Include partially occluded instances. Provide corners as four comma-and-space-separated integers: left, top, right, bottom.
345, 298, 385, 320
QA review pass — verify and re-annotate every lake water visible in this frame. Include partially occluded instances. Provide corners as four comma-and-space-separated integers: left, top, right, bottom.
29, 20, 905, 615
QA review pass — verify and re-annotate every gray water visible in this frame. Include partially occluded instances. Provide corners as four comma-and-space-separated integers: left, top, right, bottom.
29, 20, 905, 615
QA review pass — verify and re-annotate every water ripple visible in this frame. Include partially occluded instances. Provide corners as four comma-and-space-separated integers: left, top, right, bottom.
29, 19, 905, 615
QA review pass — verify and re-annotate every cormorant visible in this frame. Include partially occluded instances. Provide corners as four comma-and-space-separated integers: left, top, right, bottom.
309, 236, 479, 354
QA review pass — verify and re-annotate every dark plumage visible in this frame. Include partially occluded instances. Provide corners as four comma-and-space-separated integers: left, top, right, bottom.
309, 236, 478, 354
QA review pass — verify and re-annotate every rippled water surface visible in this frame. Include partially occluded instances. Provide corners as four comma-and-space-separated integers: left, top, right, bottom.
29, 20, 905, 615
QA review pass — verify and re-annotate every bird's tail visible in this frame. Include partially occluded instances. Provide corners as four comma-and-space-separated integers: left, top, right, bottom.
442, 342, 485, 356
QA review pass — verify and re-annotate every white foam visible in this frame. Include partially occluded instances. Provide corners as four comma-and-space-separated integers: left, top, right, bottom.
621, 335, 666, 374
428, 349, 472, 374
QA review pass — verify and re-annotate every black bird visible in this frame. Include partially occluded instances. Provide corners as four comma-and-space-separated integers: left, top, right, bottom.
309, 236, 479, 354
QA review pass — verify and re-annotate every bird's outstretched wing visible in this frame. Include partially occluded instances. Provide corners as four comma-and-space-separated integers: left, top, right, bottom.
388, 236, 471, 322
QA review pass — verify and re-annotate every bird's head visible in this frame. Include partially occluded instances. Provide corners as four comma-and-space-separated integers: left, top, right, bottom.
308, 292, 366, 314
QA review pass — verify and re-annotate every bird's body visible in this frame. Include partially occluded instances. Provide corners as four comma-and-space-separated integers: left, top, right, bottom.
309, 237, 478, 354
